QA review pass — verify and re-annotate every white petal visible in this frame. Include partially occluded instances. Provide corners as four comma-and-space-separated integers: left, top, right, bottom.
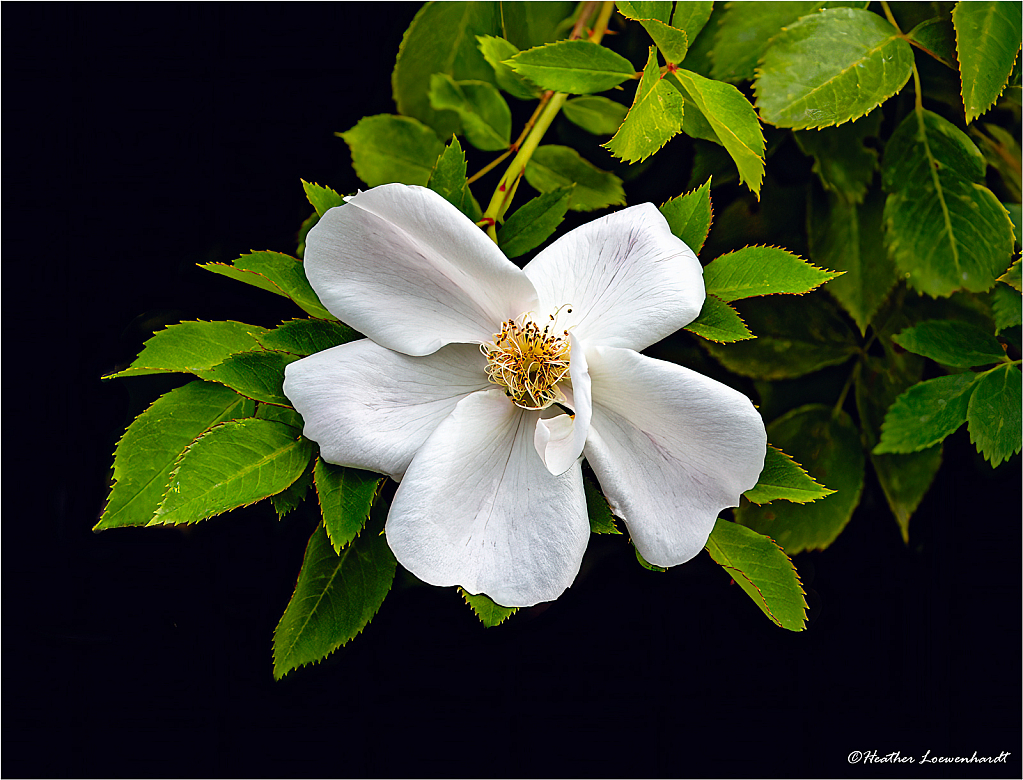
583, 346, 766, 568
282, 339, 491, 480
523, 203, 704, 352
304, 183, 538, 356
386, 389, 590, 607
533, 332, 591, 476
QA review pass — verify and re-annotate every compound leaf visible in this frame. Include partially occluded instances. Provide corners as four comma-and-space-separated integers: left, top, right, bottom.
604, 47, 685, 163
892, 320, 1006, 367
301, 180, 345, 217
96, 382, 255, 530
255, 319, 359, 357
562, 96, 629, 135
152, 418, 314, 525
201, 350, 300, 406
659, 176, 713, 253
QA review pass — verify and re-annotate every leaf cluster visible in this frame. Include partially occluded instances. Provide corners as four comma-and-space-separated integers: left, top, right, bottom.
100, 0, 1022, 675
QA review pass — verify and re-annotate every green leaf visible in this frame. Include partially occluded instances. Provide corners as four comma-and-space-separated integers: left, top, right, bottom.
856, 351, 942, 542
659, 176, 713, 253
793, 109, 882, 204
497, 187, 572, 258
953, 1, 1023, 123
637, 19, 690, 64
705, 518, 807, 631
997, 258, 1022, 291
992, 284, 1023, 331
477, 35, 541, 100
314, 458, 384, 554
339, 114, 446, 187
427, 136, 483, 222
882, 109, 1016, 297
201, 350, 300, 406
604, 47, 685, 163
584, 472, 620, 534
505, 40, 637, 94
256, 318, 359, 357
301, 180, 345, 217
671, 1, 714, 47
743, 444, 835, 505
152, 419, 314, 525
256, 403, 304, 429
808, 187, 897, 334
635, 546, 667, 572
736, 405, 864, 554
874, 373, 978, 454
616, 1, 672, 24
96, 382, 255, 530
562, 96, 628, 135
702, 295, 859, 379
967, 364, 1022, 466
892, 320, 1006, 367
684, 294, 754, 343
704, 245, 841, 301
907, 17, 959, 69
670, 69, 766, 196
200, 250, 336, 320
755, 8, 913, 130
273, 514, 396, 680
460, 588, 518, 626
106, 320, 269, 379
428, 74, 512, 151
524, 145, 626, 211
712, 1, 830, 83
271, 466, 313, 520
973, 124, 1023, 202
392, 1, 501, 138
499, 1, 576, 49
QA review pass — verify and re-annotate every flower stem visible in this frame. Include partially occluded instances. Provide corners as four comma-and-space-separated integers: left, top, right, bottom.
480, 0, 615, 242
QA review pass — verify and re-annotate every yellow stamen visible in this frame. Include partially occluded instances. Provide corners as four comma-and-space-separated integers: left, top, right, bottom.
481, 313, 572, 410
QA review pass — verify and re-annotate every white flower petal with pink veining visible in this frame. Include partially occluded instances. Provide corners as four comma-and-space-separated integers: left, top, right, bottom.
523, 203, 704, 352
283, 339, 490, 481
583, 345, 767, 568
386, 389, 589, 608
304, 183, 538, 356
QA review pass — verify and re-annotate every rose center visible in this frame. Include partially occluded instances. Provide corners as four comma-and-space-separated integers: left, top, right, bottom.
482, 314, 571, 410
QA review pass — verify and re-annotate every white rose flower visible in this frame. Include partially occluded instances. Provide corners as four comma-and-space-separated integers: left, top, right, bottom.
284, 183, 766, 607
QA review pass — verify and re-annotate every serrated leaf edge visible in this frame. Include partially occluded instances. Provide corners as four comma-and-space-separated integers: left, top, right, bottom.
149, 418, 310, 526
743, 444, 836, 505
458, 587, 519, 627
272, 522, 394, 679
706, 524, 808, 631
683, 293, 755, 343
706, 244, 845, 300
953, 3, 1023, 124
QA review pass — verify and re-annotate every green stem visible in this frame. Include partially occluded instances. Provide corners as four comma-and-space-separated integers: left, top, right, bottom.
480, 0, 615, 242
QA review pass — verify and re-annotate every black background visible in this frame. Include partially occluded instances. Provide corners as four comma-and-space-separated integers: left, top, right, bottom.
5, 4, 1021, 778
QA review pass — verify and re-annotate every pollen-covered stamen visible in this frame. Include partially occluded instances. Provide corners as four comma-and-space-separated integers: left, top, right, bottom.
481, 312, 572, 410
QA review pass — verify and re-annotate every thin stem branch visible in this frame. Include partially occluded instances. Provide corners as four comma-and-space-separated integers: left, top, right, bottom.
479, 0, 615, 241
